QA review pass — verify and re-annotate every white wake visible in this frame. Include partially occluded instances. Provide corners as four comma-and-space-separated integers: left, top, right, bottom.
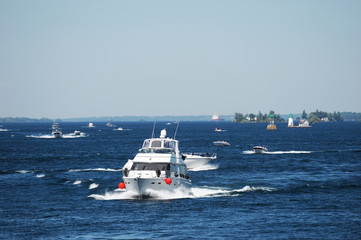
88, 185, 276, 201
243, 150, 312, 154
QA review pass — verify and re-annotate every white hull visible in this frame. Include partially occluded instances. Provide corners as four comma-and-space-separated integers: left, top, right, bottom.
52, 133, 62, 138
253, 146, 267, 154
183, 154, 216, 169
123, 177, 191, 198
213, 141, 230, 146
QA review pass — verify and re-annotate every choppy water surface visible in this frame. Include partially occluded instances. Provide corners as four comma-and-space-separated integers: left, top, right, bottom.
1, 122, 360, 239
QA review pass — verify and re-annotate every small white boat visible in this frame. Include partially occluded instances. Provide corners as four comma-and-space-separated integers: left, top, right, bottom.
215, 127, 222, 132
119, 128, 191, 198
182, 153, 217, 169
213, 141, 230, 146
106, 122, 115, 127
115, 127, 123, 131
253, 146, 268, 154
88, 123, 94, 128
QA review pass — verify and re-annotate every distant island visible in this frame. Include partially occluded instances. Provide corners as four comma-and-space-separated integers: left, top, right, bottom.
0, 117, 53, 123
1, 112, 360, 123
233, 111, 285, 123
233, 110, 361, 123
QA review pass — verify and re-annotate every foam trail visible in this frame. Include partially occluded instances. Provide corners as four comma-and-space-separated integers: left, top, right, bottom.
0, 128, 9, 131
266, 151, 312, 154
89, 183, 99, 189
69, 168, 122, 172
89, 185, 276, 201
189, 163, 219, 172
243, 150, 312, 154
26, 134, 54, 139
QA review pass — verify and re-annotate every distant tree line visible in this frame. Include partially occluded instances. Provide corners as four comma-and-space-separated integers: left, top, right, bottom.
302, 110, 344, 123
234, 111, 285, 123
0, 117, 53, 123
340, 112, 361, 121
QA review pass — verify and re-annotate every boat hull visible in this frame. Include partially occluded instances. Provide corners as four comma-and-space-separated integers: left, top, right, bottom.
184, 155, 216, 169
253, 147, 267, 154
123, 177, 191, 198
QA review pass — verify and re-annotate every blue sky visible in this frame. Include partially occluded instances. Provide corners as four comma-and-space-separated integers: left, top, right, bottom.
1, 0, 360, 118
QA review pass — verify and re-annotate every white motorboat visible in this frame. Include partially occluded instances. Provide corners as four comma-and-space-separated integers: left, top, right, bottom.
182, 153, 217, 169
215, 127, 222, 132
119, 128, 191, 198
253, 146, 268, 154
115, 127, 123, 131
213, 141, 230, 146
88, 123, 94, 128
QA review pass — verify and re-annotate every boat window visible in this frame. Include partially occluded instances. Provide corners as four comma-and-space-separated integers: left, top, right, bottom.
151, 140, 162, 148
170, 141, 176, 150
131, 163, 170, 171
163, 140, 171, 149
139, 148, 172, 153
143, 140, 150, 148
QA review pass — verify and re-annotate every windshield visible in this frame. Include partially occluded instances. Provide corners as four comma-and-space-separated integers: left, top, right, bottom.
139, 148, 173, 154
131, 163, 170, 171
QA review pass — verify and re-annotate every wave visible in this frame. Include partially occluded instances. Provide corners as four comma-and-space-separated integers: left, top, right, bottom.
68, 168, 122, 172
16, 170, 30, 174
36, 174, 45, 178
189, 163, 219, 172
0, 128, 9, 132
73, 180, 82, 185
88, 185, 276, 201
89, 183, 99, 189
243, 150, 312, 155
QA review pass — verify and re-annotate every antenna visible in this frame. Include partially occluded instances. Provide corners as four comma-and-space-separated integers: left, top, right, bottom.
173, 122, 180, 139
151, 121, 156, 138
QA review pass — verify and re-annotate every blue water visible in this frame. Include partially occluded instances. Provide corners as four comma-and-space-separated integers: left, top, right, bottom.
1, 122, 360, 239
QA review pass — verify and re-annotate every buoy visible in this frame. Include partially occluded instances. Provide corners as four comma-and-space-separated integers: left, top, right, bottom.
118, 182, 125, 189
165, 178, 172, 185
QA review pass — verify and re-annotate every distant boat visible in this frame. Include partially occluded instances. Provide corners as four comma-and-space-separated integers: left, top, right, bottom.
213, 141, 230, 146
182, 153, 217, 170
115, 127, 123, 131
52, 123, 63, 138
212, 114, 224, 121
106, 122, 115, 127
214, 127, 226, 132
88, 123, 94, 128
253, 146, 268, 154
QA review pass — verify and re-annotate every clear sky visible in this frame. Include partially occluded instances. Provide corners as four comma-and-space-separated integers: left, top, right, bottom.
1, 0, 360, 119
